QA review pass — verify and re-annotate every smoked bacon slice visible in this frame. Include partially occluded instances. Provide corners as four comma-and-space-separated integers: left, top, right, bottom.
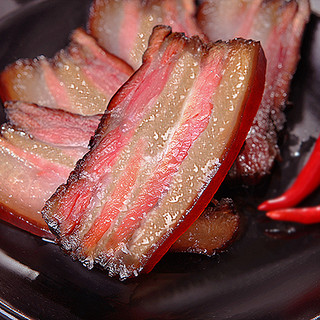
0, 123, 87, 238
88, 0, 206, 70
0, 29, 133, 115
0, 102, 99, 237
198, 0, 310, 182
170, 198, 240, 255
1, 102, 240, 253
42, 26, 266, 279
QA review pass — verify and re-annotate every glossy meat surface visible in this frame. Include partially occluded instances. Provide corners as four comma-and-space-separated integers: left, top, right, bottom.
0, 102, 102, 237
198, 0, 310, 182
89, 0, 206, 69
42, 26, 266, 279
0, 124, 85, 237
0, 29, 133, 115
1, 103, 239, 252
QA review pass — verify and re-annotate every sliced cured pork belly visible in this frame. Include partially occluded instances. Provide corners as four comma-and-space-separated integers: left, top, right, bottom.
4, 101, 101, 147
42, 26, 266, 279
170, 198, 240, 255
0, 123, 87, 238
88, 0, 206, 69
197, 0, 310, 182
1, 102, 240, 253
0, 29, 133, 115
0, 101, 98, 237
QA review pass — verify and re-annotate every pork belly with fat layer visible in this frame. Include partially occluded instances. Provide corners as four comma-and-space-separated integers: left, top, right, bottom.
4, 101, 101, 147
198, 0, 310, 182
0, 123, 87, 238
0, 101, 240, 254
42, 26, 266, 279
170, 198, 240, 255
0, 29, 133, 115
89, 0, 207, 69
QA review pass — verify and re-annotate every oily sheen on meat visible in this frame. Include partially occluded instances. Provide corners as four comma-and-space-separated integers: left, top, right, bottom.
0, 101, 240, 251
198, 0, 310, 182
0, 29, 133, 116
42, 26, 266, 279
89, 0, 207, 69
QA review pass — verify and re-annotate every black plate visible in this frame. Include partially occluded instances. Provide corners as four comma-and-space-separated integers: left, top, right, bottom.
0, 1, 320, 319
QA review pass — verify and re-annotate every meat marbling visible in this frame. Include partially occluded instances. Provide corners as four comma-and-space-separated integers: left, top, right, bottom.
42, 26, 266, 279
0, 123, 86, 238
4, 101, 101, 147
0, 29, 133, 115
1, 101, 240, 255
88, 0, 207, 69
197, 0, 310, 182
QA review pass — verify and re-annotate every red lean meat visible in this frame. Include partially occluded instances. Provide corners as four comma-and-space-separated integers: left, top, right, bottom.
197, 0, 310, 182
88, 0, 207, 69
0, 102, 99, 238
0, 29, 133, 115
42, 26, 266, 279
4, 101, 101, 147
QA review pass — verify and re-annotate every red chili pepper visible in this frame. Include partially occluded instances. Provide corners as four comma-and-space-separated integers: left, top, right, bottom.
259, 133, 320, 211
266, 206, 320, 224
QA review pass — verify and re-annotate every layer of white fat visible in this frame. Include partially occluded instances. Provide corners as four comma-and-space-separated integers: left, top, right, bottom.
92, 0, 126, 61
131, 3, 163, 69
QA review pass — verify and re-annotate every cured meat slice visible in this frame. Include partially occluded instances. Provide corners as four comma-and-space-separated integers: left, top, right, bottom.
0, 102, 99, 237
4, 101, 101, 147
170, 198, 240, 255
0, 29, 133, 115
88, 0, 206, 69
0, 124, 87, 238
42, 26, 266, 279
1, 102, 239, 253
197, 0, 310, 182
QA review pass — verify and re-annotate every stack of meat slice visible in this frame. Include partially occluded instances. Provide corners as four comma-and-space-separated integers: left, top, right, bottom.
0, 1, 251, 253
0, 29, 133, 236
1, 101, 241, 254
0, 29, 243, 258
42, 26, 265, 279
0, 0, 310, 279
197, 0, 310, 182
